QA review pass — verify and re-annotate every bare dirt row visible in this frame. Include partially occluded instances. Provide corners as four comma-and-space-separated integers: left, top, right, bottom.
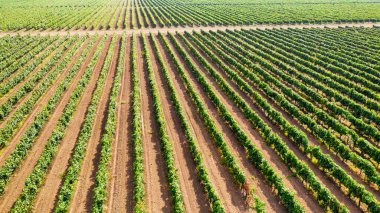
107, 36, 133, 213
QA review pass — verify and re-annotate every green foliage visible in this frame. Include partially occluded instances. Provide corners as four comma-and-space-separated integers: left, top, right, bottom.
0, 36, 82, 148
1, 0, 380, 30
191, 29, 380, 212
141, 34, 185, 212
92, 35, 121, 212
161, 32, 307, 212
130, 34, 145, 213
10, 35, 108, 212
54, 35, 117, 212
150, 34, 225, 212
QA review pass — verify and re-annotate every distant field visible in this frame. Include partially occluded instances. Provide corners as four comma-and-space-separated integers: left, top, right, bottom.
0, 0, 380, 30
1, 0, 380, 212
0, 26, 379, 212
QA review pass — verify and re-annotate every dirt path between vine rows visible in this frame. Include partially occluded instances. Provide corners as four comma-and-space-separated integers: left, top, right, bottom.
33, 37, 114, 213
0, 22, 378, 37
0, 36, 103, 212
107, 36, 133, 213
146, 35, 209, 212
68, 37, 117, 213
170, 34, 311, 212
0, 37, 94, 164
138, 35, 171, 212
158, 34, 251, 212
0, 38, 66, 107
0, 38, 79, 129
183, 33, 361, 211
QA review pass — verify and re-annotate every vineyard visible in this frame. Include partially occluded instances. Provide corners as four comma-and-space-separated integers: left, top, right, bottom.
0, 23, 378, 213
1, 0, 380, 31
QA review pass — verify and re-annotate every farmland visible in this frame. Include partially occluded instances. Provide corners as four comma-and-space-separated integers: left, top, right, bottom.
0, 25, 379, 212
0, 0, 380, 31
1, 0, 380, 212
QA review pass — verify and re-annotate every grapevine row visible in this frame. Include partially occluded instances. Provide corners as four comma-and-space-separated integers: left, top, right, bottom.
11, 35, 113, 213
220, 29, 380, 164
190, 30, 380, 211
92, 35, 122, 212
130, 34, 145, 212
0, 35, 102, 196
54, 35, 119, 212
149, 34, 225, 212
162, 32, 305, 212
158, 33, 258, 209
0, 36, 88, 148
141, 34, 185, 212
179, 32, 348, 212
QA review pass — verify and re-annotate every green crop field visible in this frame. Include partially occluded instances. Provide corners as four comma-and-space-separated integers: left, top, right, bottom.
1, 0, 380, 30
0, 0, 379, 212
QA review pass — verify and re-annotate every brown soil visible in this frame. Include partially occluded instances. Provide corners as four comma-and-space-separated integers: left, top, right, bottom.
0, 38, 60, 88
215, 30, 380, 199
238, 37, 380, 199
138, 35, 171, 212
147, 35, 209, 212
183, 35, 310, 212
0, 36, 103, 211
107, 36, 133, 213
185, 41, 322, 210
68, 37, 117, 213
33, 37, 115, 213
0, 22, 378, 37
172, 34, 308, 212
184, 34, 362, 211
0, 38, 79, 128
0, 36, 95, 164
268, 78, 380, 201
0, 26, 377, 211
0, 38, 67, 106
245, 67, 364, 211
158, 34, 249, 212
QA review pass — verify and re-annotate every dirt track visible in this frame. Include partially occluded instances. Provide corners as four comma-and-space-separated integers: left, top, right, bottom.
0, 22, 378, 37
107, 36, 133, 213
